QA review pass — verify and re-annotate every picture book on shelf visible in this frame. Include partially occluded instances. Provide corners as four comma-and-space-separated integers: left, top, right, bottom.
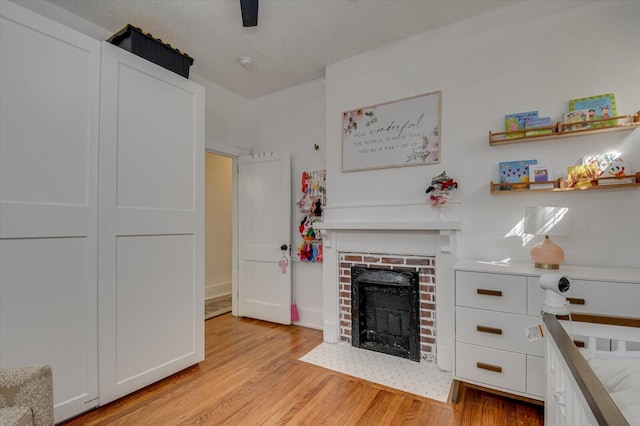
525, 117, 553, 136
529, 164, 554, 189
582, 152, 622, 177
569, 93, 617, 128
563, 110, 590, 131
504, 111, 538, 139
582, 153, 634, 185
499, 159, 537, 189
566, 164, 598, 188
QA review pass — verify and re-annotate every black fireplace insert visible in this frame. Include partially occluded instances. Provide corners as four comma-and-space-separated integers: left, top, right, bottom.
351, 266, 420, 361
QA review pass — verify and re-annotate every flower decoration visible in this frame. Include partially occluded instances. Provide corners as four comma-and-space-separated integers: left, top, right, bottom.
343, 108, 376, 135
407, 130, 440, 163
426, 171, 458, 207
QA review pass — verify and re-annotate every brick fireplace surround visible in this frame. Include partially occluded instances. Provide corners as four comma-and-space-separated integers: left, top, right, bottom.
339, 252, 437, 362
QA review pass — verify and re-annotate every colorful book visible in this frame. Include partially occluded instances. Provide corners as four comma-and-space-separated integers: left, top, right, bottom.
567, 164, 598, 188
569, 93, 617, 128
563, 110, 590, 131
598, 160, 634, 185
505, 111, 538, 139
529, 164, 554, 189
499, 159, 537, 189
525, 117, 553, 136
583, 153, 634, 185
582, 152, 623, 177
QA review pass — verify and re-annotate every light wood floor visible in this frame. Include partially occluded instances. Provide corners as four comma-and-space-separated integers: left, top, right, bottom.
60, 314, 544, 425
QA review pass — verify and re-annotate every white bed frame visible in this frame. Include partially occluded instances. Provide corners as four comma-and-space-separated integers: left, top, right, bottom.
543, 312, 640, 426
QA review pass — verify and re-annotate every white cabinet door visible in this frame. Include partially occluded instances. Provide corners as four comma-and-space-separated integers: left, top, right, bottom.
0, 2, 100, 422
98, 42, 205, 404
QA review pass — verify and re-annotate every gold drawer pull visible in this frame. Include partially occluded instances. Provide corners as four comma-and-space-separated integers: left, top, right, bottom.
477, 325, 503, 335
477, 362, 502, 373
477, 288, 502, 297
567, 297, 585, 305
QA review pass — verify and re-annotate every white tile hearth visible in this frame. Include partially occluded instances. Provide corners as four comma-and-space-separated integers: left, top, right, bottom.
299, 342, 452, 402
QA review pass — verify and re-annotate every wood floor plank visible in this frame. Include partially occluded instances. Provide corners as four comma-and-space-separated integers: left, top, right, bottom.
221, 365, 325, 425
282, 373, 369, 424
338, 386, 383, 425
354, 391, 408, 424
60, 314, 544, 426
389, 397, 417, 424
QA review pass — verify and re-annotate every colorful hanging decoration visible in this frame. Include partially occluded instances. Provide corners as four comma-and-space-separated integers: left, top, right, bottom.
298, 216, 323, 262
296, 170, 326, 216
426, 170, 458, 207
296, 170, 326, 262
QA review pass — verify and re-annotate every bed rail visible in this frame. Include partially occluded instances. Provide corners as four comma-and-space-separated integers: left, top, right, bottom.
543, 312, 630, 426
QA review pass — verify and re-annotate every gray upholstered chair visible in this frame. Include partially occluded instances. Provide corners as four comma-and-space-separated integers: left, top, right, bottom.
0, 365, 54, 426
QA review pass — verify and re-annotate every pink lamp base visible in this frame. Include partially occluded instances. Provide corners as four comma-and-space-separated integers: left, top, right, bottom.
531, 235, 564, 269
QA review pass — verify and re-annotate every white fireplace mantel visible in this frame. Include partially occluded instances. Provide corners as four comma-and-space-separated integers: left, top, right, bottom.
318, 220, 459, 371
315, 220, 460, 253
314, 220, 460, 231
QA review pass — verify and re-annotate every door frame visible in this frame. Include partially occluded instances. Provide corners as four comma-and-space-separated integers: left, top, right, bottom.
205, 137, 248, 316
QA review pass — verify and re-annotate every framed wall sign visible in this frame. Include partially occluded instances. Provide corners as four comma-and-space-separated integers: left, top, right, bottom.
341, 91, 441, 172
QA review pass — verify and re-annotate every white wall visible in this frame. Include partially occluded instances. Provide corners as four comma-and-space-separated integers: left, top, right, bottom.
236, 0, 640, 333
250, 80, 326, 329
325, 0, 640, 269
191, 74, 253, 153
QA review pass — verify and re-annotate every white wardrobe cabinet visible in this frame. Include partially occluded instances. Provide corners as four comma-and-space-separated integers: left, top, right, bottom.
0, 2, 204, 422
1, 2, 101, 421
98, 41, 205, 406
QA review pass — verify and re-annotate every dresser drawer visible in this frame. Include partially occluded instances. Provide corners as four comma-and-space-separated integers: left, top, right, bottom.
456, 271, 526, 314
456, 307, 545, 357
455, 342, 526, 393
527, 277, 640, 317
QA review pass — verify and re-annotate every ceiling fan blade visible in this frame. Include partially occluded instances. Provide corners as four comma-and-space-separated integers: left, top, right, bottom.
240, 0, 258, 27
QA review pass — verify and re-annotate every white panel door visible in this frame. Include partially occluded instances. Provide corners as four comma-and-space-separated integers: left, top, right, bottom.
0, 2, 100, 422
238, 152, 292, 324
98, 42, 205, 404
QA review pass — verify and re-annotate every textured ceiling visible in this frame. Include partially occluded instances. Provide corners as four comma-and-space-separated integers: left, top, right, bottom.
39, 0, 526, 99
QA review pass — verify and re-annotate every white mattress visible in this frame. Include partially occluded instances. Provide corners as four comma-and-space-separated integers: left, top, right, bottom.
585, 353, 640, 425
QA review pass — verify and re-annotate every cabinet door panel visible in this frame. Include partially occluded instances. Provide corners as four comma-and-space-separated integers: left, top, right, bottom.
115, 65, 195, 210
98, 42, 205, 405
0, 2, 100, 422
115, 235, 195, 382
0, 8, 92, 207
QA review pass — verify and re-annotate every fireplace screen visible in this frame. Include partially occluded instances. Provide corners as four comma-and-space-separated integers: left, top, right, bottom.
351, 266, 420, 361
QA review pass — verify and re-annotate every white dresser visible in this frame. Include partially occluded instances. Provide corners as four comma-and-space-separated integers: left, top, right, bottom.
452, 259, 640, 402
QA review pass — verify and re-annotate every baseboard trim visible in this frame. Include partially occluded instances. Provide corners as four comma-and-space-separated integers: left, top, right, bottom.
205, 281, 232, 299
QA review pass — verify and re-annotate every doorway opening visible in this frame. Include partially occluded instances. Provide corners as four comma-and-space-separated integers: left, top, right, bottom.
204, 152, 233, 319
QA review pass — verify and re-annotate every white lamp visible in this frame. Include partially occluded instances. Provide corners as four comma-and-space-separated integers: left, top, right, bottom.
523, 206, 571, 269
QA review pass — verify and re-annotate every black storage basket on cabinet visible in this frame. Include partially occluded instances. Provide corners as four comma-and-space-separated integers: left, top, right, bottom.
107, 25, 194, 78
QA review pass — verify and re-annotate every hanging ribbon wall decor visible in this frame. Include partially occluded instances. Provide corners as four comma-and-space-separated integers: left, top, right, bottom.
296, 169, 326, 262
